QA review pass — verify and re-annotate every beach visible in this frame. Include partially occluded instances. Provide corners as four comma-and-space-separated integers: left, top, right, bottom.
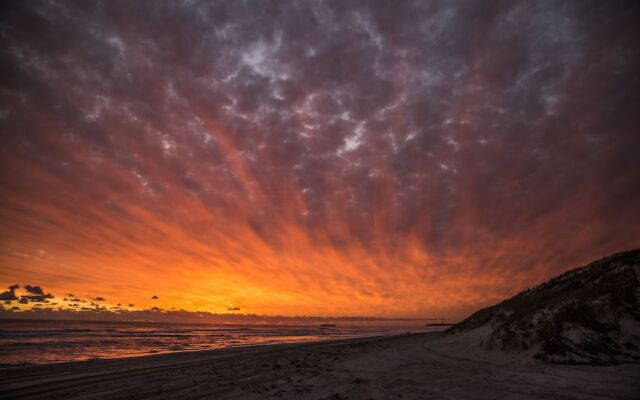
2, 331, 638, 400
0, 319, 429, 365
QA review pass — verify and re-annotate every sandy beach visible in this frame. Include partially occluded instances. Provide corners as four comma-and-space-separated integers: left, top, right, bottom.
1, 332, 638, 400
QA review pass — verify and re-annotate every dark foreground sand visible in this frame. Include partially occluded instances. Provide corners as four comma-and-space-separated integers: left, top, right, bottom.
1, 332, 638, 400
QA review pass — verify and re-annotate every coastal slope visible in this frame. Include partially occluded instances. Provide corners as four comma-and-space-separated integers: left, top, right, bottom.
448, 249, 640, 364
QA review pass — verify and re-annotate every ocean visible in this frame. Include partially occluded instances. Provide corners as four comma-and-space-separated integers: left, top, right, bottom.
0, 319, 437, 366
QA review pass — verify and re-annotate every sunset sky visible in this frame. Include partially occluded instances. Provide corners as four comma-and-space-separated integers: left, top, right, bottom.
1, 1, 639, 321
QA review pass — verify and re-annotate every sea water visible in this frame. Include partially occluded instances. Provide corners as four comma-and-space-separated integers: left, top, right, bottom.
0, 319, 437, 365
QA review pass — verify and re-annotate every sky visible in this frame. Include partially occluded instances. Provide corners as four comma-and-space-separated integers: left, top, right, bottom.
1, 0, 639, 322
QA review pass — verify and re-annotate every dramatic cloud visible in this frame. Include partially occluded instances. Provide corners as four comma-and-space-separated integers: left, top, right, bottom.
19, 284, 54, 302
24, 285, 45, 296
0, 284, 19, 301
1, 1, 639, 320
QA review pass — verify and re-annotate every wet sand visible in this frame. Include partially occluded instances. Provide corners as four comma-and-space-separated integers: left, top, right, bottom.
1, 332, 638, 399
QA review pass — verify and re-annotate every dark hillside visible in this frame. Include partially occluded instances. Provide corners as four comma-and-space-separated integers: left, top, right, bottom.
449, 249, 640, 364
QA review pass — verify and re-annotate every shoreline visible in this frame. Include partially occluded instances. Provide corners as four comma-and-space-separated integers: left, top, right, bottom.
0, 318, 436, 366
0, 332, 405, 371
2, 331, 639, 399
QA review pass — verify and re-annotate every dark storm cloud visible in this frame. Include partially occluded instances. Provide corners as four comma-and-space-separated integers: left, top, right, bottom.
0, 284, 19, 301
19, 284, 54, 302
1, 0, 639, 318
24, 284, 45, 295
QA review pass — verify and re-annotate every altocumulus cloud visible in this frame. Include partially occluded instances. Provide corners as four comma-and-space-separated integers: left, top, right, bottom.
0, 1, 639, 319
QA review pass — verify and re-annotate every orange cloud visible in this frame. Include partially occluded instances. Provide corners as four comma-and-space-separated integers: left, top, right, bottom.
1, 0, 639, 322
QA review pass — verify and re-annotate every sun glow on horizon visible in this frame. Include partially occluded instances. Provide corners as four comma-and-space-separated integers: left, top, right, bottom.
1, 1, 639, 322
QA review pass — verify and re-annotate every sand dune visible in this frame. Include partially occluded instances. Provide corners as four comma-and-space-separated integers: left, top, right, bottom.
449, 249, 640, 364
1, 332, 638, 400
